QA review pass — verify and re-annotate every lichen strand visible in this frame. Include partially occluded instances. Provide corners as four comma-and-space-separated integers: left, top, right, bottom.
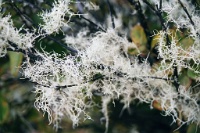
23, 28, 200, 130
39, 0, 72, 34
0, 14, 36, 57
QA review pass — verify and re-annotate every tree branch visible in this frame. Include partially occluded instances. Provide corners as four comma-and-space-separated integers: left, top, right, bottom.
142, 0, 180, 91
159, 0, 162, 10
78, 15, 107, 32
106, 0, 115, 29
8, 0, 78, 54
127, 0, 152, 49
178, 0, 200, 37
178, 0, 195, 26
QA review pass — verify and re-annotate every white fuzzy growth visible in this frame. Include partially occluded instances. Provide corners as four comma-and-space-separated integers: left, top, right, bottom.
0, 14, 36, 57
24, 51, 89, 128
160, 0, 200, 38
0, 0, 199, 130
155, 30, 200, 75
23, 27, 200, 129
22, 0, 200, 127
34, 85, 88, 129
146, 0, 200, 40
65, 29, 90, 50
23, 51, 83, 88
40, 0, 73, 34
101, 96, 111, 133
177, 87, 200, 124
83, 29, 133, 68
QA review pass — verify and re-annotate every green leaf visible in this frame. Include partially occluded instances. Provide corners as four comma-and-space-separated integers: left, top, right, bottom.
187, 69, 199, 80
179, 70, 192, 89
128, 47, 139, 55
0, 96, 9, 124
130, 24, 147, 53
187, 123, 200, 133
0, 62, 9, 76
8, 51, 23, 77
178, 36, 194, 50
27, 109, 43, 122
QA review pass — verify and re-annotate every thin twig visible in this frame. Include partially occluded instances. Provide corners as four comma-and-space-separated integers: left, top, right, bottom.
9, 2, 32, 29
142, 0, 180, 91
25, 72, 174, 90
21, 74, 105, 90
142, 0, 170, 46
141, 76, 173, 81
142, 0, 156, 12
142, 0, 166, 30
79, 15, 107, 32
178, 0, 200, 37
127, 0, 152, 49
106, 0, 115, 29
9, 1, 78, 54
159, 0, 162, 10
173, 64, 180, 92
7, 41, 43, 62
178, 0, 195, 26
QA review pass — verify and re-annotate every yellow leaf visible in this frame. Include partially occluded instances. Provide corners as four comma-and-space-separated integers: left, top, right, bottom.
187, 123, 200, 133
151, 33, 161, 50
152, 100, 163, 111
130, 24, 147, 53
